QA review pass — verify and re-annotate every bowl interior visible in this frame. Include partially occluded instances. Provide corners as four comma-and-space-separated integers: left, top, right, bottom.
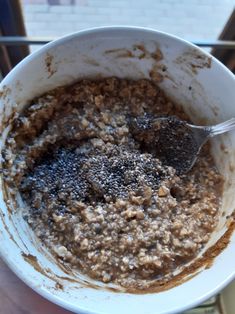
0, 27, 235, 314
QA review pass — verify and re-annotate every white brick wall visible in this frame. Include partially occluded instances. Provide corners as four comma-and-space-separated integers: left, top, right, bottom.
49, 5, 73, 13
23, 4, 49, 13
22, 0, 235, 43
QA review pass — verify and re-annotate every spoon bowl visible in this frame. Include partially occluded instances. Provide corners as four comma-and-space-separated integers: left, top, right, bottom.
129, 115, 235, 173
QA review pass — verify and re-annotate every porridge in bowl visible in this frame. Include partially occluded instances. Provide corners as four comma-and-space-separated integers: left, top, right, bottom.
2, 78, 223, 291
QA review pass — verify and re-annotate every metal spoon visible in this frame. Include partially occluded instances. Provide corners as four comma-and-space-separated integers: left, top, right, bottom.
129, 115, 235, 174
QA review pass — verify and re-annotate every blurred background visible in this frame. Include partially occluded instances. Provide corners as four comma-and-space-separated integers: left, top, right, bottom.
21, 0, 233, 46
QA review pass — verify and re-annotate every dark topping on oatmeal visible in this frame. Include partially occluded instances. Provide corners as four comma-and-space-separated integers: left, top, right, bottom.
129, 115, 199, 174
2, 78, 223, 290
21, 143, 173, 211
82, 146, 172, 199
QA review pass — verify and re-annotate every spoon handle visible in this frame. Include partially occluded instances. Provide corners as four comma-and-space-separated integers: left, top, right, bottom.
208, 118, 235, 137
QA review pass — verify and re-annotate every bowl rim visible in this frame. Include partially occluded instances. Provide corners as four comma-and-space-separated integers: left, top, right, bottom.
0, 25, 235, 314
1, 25, 235, 88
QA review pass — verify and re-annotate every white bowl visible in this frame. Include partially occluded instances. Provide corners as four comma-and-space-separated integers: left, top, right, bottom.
0, 27, 235, 314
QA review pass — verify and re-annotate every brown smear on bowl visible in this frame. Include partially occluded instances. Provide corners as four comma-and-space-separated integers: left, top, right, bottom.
150, 48, 163, 62
105, 45, 163, 61
104, 44, 168, 84
82, 56, 100, 67
45, 53, 57, 78
0, 85, 11, 100
104, 48, 134, 58
175, 48, 212, 75
55, 282, 63, 290
133, 44, 147, 59
0, 208, 18, 247
21, 252, 122, 293
149, 64, 164, 83
0, 181, 30, 252
220, 142, 229, 154
22, 252, 66, 290
211, 105, 219, 117
229, 163, 235, 173
0, 85, 15, 135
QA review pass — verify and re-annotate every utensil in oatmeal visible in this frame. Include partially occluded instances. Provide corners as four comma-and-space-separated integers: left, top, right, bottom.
129, 115, 235, 174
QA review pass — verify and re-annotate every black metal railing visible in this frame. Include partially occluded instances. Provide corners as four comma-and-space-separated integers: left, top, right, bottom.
0, 36, 235, 49
1, 36, 235, 78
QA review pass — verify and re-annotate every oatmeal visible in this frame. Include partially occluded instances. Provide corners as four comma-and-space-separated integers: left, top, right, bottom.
2, 78, 223, 290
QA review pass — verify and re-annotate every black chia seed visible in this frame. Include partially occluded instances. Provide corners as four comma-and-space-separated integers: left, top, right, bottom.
20, 143, 172, 215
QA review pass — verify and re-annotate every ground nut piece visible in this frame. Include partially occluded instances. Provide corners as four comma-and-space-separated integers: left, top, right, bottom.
94, 95, 104, 108
74, 230, 82, 242
183, 240, 197, 250
162, 231, 171, 245
101, 112, 111, 124
142, 186, 152, 205
158, 186, 169, 197
116, 126, 129, 136
80, 238, 89, 250
115, 199, 127, 208
91, 138, 104, 148
82, 207, 95, 222
52, 213, 64, 222
122, 208, 138, 219
72, 201, 86, 211
130, 195, 144, 205
172, 220, 183, 230
136, 211, 145, 220
55, 246, 72, 258
180, 228, 189, 237
102, 272, 112, 283
153, 259, 162, 268
81, 118, 89, 128
172, 238, 182, 247
97, 121, 106, 129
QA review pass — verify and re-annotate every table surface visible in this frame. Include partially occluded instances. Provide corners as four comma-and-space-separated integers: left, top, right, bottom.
0, 258, 72, 314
